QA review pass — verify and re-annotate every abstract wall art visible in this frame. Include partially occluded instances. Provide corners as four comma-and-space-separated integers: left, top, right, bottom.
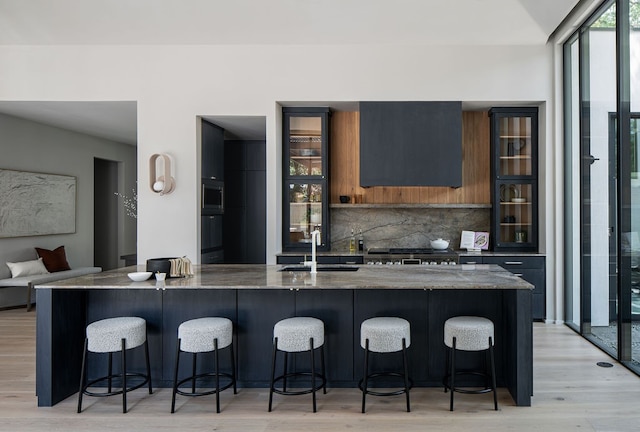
0, 169, 76, 238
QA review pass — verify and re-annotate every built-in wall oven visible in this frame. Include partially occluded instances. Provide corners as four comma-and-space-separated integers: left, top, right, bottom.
202, 178, 224, 215
201, 178, 224, 263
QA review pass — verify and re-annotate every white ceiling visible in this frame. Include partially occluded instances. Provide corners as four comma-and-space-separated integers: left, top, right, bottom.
0, 0, 578, 46
0, 0, 579, 144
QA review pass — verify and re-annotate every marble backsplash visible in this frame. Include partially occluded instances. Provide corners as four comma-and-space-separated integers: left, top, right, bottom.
330, 207, 490, 252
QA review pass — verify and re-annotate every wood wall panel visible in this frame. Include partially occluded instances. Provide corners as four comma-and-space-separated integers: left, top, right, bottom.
330, 111, 490, 204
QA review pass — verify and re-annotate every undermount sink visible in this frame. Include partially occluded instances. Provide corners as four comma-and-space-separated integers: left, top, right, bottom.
279, 265, 359, 272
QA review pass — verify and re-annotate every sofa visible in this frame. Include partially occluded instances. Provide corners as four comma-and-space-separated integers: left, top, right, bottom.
0, 247, 101, 311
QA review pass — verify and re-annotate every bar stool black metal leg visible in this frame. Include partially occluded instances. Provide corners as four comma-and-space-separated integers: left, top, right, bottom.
450, 337, 456, 412
268, 337, 277, 412
144, 338, 152, 394
489, 337, 498, 411
444, 346, 449, 393
121, 338, 127, 413
321, 344, 327, 394
77, 338, 88, 413
230, 341, 237, 394
361, 339, 370, 413
310, 337, 316, 413
191, 353, 197, 393
402, 338, 410, 412
214, 338, 220, 414
108, 352, 113, 393
283, 351, 288, 392
171, 339, 181, 413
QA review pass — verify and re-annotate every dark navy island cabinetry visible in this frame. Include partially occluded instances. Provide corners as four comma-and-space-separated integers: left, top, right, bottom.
35, 265, 532, 408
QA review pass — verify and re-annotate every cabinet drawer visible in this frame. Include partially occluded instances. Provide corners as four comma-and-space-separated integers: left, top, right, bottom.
277, 255, 305, 265
459, 256, 483, 265
277, 255, 361, 265
482, 256, 544, 269
340, 256, 364, 265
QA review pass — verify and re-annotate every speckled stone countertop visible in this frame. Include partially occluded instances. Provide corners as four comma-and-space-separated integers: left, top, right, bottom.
37, 264, 533, 290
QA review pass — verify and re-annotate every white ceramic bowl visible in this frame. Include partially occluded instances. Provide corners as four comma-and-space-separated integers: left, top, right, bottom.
128, 271, 152, 282
430, 238, 450, 250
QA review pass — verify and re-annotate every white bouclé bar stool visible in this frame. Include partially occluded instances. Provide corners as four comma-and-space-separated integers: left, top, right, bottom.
443, 316, 498, 411
171, 317, 236, 413
268, 317, 326, 413
360, 317, 412, 413
77, 317, 152, 413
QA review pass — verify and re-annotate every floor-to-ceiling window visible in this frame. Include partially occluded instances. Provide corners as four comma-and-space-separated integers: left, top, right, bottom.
565, 34, 581, 330
564, 0, 640, 374
627, 0, 640, 368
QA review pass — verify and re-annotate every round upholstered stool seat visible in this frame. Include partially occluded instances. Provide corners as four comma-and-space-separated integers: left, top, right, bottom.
269, 317, 326, 413
171, 317, 237, 414
273, 317, 325, 352
360, 317, 411, 353
86, 317, 147, 353
444, 316, 494, 351
78, 317, 152, 413
359, 317, 412, 413
443, 316, 497, 411
178, 317, 233, 353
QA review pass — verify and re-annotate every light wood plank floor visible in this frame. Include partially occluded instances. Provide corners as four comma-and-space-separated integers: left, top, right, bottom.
1, 308, 639, 432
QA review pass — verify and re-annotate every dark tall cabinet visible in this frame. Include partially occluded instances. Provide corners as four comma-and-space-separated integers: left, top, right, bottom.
201, 120, 225, 264
282, 107, 331, 252
224, 140, 266, 264
489, 107, 539, 252
202, 120, 224, 181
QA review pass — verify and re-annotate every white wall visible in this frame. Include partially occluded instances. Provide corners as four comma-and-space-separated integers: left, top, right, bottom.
0, 113, 136, 307
0, 43, 556, 310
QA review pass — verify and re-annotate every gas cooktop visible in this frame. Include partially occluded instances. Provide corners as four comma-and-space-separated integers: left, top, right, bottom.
364, 247, 459, 266
366, 247, 456, 255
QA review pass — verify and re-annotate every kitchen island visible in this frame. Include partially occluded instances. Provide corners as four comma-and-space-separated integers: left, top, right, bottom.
36, 264, 533, 407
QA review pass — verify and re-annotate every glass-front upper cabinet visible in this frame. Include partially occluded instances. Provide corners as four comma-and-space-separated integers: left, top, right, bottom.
283, 107, 330, 251
489, 107, 538, 252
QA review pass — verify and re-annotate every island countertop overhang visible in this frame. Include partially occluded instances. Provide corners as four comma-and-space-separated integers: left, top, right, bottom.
37, 264, 534, 290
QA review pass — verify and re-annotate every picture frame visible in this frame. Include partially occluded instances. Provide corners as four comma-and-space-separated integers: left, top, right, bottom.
0, 168, 76, 238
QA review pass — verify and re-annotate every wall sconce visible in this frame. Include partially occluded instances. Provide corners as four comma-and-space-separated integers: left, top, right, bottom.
149, 153, 175, 195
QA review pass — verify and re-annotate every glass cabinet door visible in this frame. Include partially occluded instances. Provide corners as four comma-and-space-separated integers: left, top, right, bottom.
283, 107, 330, 251
288, 116, 325, 177
288, 183, 324, 246
490, 107, 538, 252
498, 182, 534, 247
497, 116, 533, 177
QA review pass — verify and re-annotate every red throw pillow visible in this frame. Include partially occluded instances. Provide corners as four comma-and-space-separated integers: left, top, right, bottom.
35, 246, 71, 272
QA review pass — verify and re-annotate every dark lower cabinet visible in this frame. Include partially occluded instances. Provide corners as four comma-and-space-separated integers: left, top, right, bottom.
86, 290, 164, 384
428, 289, 505, 387
236, 289, 354, 385
236, 290, 295, 384
276, 255, 364, 265
161, 290, 237, 383
354, 289, 429, 384
460, 255, 546, 321
295, 290, 354, 383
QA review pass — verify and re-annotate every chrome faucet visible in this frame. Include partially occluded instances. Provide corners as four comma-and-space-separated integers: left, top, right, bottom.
304, 230, 321, 274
